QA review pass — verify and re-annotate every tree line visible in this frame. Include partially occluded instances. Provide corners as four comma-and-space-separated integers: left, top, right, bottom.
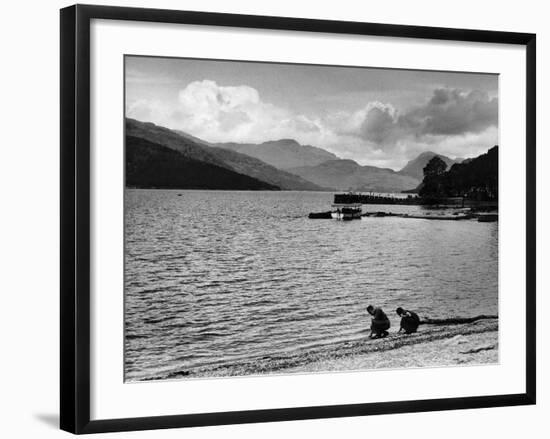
419, 146, 498, 201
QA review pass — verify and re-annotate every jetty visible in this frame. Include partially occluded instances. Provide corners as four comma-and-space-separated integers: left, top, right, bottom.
333, 193, 498, 209
362, 211, 474, 221
334, 193, 424, 205
308, 192, 498, 222
308, 210, 497, 222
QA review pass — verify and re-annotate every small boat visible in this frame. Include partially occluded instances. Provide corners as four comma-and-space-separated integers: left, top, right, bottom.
331, 203, 362, 221
308, 211, 333, 219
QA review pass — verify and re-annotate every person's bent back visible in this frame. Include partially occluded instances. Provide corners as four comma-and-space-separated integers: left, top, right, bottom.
396, 307, 420, 334
367, 305, 390, 338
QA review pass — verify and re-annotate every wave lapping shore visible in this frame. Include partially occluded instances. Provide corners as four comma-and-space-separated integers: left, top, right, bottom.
136, 316, 498, 381
287, 318, 498, 374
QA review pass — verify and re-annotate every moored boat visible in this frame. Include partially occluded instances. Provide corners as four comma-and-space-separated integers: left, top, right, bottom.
331, 203, 362, 221
308, 211, 333, 219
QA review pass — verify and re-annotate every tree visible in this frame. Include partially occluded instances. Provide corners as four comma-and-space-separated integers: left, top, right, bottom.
423, 156, 447, 178
418, 147, 498, 201
419, 156, 447, 198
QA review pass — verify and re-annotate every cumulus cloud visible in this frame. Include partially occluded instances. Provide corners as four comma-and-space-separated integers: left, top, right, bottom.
404, 88, 498, 136
126, 82, 498, 169
320, 88, 498, 167
358, 103, 400, 145
176, 80, 260, 134
126, 99, 171, 125
335, 88, 498, 151
127, 80, 333, 147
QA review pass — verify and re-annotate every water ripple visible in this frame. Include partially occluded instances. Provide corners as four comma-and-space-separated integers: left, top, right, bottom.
124, 190, 498, 381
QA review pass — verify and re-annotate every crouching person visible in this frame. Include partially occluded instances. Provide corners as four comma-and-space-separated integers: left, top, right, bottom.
396, 307, 420, 334
367, 305, 390, 338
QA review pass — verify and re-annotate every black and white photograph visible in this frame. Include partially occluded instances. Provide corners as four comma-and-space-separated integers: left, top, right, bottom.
1, 0, 545, 436
124, 56, 499, 382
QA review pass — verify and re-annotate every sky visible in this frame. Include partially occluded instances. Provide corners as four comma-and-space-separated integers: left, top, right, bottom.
125, 56, 498, 170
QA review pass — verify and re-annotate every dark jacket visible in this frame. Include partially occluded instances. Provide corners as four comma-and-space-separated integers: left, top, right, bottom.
370, 307, 390, 332
400, 310, 420, 333
373, 307, 388, 321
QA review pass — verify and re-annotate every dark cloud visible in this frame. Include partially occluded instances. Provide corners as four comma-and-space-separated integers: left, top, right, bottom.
407, 89, 498, 136
359, 107, 396, 144
429, 88, 452, 105
357, 88, 498, 148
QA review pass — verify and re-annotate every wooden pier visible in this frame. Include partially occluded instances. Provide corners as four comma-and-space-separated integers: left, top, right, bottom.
334, 193, 457, 206
333, 193, 497, 208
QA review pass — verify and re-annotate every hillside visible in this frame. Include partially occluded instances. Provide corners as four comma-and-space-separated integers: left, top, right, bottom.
419, 146, 498, 200
126, 119, 325, 191
288, 159, 420, 192
398, 151, 458, 180
126, 118, 228, 169
213, 138, 338, 170
126, 136, 279, 190
210, 146, 325, 191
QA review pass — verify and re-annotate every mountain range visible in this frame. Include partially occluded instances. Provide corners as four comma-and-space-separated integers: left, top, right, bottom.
126, 135, 278, 190
126, 118, 467, 192
288, 160, 420, 193
213, 139, 338, 170
126, 118, 323, 191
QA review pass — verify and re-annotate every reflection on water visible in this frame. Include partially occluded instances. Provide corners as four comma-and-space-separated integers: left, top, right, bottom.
124, 190, 498, 381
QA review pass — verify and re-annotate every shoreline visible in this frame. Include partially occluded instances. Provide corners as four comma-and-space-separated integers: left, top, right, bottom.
285, 325, 498, 374
133, 318, 498, 382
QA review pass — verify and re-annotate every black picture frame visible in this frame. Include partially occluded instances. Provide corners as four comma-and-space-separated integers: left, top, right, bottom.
60, 4, 536, 434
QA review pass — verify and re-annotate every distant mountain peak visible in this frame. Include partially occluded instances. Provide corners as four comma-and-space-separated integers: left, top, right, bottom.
398, 151, 457, 180
261, 138, 300, 146
212, 138, 338, 170
287, 158, 420, 193
417, 151, 438, 158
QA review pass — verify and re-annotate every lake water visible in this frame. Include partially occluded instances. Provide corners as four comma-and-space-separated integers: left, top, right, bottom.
124, 189, 498, 381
